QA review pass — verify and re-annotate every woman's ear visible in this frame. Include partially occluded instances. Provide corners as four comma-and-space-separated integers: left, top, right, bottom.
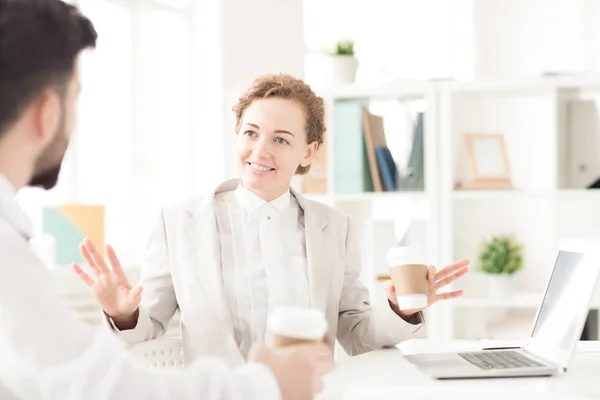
300, 141, 319, 167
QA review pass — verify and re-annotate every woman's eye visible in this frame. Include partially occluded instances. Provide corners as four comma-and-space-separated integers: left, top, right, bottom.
245, 130, 257, 137
276, 137, 289, 145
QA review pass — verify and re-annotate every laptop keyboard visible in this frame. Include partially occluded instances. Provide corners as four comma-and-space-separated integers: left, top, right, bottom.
458, 351, 545, 370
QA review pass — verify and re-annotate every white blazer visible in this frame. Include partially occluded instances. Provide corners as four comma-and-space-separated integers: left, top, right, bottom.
109, 179, 423, 366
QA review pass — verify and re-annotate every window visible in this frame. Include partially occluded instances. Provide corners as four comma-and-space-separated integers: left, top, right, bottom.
18, 0, 201, 266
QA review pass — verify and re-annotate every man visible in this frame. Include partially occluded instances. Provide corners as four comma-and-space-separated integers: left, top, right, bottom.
0, 0, 333, 399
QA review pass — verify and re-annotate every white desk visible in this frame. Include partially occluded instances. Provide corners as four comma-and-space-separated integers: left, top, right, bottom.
319, 340, 600, 400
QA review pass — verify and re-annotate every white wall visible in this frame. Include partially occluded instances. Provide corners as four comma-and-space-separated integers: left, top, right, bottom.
195, 0, 306, 181
584, 0, 600, 73
472, 0, 591, 79
304, 0, 600, 85
303, 0, 474, 86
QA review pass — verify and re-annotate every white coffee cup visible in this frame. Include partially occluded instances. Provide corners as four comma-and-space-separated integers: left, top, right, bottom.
267, 306, 328, 347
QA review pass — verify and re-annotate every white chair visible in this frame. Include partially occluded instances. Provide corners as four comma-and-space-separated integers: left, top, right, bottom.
128, 337, 185, 368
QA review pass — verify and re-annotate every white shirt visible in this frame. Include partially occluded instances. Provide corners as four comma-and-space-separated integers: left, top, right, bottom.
216, 184, 310, 359
0, 173, 280, 400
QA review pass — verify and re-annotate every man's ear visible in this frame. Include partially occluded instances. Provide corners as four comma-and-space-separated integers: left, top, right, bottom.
33, 91, 61, 146
300, 141, 319, 167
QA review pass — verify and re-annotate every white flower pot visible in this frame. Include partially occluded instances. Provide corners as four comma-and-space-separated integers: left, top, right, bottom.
488, 274, 516, 299
329, 55, 358, 84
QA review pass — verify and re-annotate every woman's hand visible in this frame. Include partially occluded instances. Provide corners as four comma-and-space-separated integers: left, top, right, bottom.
72, 238, 142, 326
386, 259, 470, 319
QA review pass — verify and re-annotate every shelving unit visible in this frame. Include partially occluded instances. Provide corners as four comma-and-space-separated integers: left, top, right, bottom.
304, 75, 600, 341
439, 75, 600, 341
306, 81, 441, 318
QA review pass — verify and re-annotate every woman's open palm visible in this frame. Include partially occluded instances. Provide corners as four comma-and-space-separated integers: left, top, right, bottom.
72, 238, 143, 319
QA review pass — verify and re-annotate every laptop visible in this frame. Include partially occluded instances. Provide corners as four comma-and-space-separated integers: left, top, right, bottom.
404, 238, 600, 379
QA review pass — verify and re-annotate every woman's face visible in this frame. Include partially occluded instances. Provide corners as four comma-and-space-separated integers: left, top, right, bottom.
235, 97, 317, 201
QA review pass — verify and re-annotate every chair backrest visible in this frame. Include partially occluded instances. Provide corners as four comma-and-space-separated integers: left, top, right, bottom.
128, 337, 185, 368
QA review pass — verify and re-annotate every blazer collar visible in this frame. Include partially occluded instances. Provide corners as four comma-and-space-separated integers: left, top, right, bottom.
234, 183, 291, 216
289, 185, 329, 231
187, 178, 330, 230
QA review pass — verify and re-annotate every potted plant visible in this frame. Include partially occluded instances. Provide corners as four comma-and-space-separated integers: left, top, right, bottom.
477, 235, 524, 299
328, 39, 358, 84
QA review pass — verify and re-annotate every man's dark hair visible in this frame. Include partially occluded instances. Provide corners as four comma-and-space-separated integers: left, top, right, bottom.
0, 0, 97, 136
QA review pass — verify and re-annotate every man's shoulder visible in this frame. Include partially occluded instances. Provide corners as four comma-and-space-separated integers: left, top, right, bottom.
0, 383, 19, 400
0, 218, 28, 254
0, 217, 47, 293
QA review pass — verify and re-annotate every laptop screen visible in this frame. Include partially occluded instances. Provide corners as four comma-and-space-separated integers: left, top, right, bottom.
530, 250, 591, 351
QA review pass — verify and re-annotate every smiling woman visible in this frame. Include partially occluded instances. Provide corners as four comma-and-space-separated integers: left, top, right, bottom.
234, 99, 319, 202
231, 74, 326, 202
72, 72, 469, 367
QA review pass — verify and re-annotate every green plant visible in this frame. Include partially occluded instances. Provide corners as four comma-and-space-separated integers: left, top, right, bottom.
477, 235, 524, 275
335, 39, 354, 56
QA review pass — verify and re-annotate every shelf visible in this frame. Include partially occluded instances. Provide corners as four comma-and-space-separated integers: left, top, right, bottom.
318, 80, 436, 101
451, 292, 600, 309
452, 189, 600, 201
318, 75, 600, 101
450, 292, 542, 308
556, 189, 600, 199
453, 189, 551, 200
442, 75, 600, 95
304, 191, 430, 203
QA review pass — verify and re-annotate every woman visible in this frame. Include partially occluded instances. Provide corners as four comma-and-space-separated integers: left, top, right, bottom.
73, 74, 469, 366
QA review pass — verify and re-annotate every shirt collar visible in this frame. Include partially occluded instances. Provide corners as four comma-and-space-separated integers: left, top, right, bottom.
234, 183, 291, 215
0, 174, 34, 240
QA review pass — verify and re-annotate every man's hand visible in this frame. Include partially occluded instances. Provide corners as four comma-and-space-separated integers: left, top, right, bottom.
248, 343, 334, 400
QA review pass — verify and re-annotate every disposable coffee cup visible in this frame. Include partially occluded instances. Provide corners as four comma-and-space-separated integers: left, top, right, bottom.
267, 307, 328, 347
386, 246, 429, 310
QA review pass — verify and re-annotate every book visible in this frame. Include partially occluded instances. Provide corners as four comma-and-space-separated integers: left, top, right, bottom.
362, 109, 388, 192
375, 147, 397, 191
333, 101, 374, 193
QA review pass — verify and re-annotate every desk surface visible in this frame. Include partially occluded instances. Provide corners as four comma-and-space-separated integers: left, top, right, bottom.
319, 340, 600, 400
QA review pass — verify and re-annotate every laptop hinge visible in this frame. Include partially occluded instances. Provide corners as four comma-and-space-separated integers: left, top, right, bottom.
522, 348, 562, 369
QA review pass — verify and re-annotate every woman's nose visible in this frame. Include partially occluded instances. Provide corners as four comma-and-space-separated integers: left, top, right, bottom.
252, 138, 272, 157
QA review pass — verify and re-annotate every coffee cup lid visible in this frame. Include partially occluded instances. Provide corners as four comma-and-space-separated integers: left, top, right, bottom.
386, 246, 409, 261
386, 246, 423, 266
268, 307, 328, 340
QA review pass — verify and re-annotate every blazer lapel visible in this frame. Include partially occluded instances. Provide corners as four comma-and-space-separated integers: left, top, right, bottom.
293, 190, 333, 313
181, 201, 234, 334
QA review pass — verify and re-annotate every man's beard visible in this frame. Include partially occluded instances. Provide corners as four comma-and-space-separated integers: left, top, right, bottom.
29, 164, 63, 190
29, 112, 69, 190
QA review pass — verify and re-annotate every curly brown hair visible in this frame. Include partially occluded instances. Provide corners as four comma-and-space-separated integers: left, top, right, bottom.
232, 73, 325, 175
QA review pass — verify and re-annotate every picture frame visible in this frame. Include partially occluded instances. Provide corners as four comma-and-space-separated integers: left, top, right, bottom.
457, 133, 512, 190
